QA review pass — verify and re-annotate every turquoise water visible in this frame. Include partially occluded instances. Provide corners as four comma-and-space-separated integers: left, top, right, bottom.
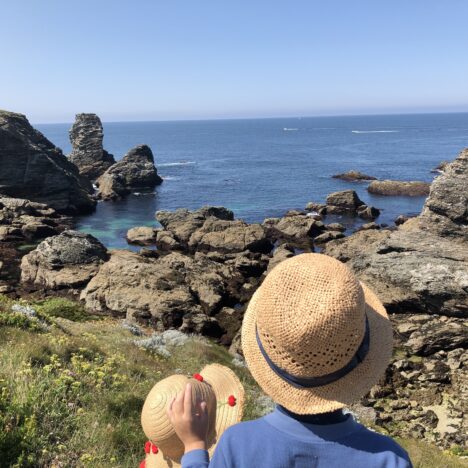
37, 113, 468, 248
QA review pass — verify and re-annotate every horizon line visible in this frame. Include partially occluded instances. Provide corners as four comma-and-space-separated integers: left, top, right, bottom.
32, 109, 468, 126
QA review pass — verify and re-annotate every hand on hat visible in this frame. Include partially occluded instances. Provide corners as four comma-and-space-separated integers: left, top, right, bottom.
167, 383, 209, 454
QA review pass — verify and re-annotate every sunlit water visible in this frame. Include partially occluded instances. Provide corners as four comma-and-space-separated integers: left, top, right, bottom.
37, 113, 468, 249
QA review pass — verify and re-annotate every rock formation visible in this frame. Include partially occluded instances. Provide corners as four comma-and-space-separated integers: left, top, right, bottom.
332, 170, 377, 181
96, 145, 163, 200
126, 226, 158, 246
69, 113, 115, 180
367, 180, 430, 196
21, 230, 108, 290
0, 110, 96, 214
307, 190, 381, 220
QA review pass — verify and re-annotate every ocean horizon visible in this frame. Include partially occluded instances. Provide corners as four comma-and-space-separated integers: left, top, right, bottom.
37, 112, 468, 249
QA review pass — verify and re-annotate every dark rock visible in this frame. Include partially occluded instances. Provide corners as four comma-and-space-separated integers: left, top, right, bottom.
97, 145, 163, 200
314, 231, 345, 244
305, 202, 327, 215
21, 230, 108, 289
357, 205, 381, 220
367, 180, 430, 196
68, 113, 115, 180
326, 190, 365, 214
395, 215, 410, 226
325, 223, 346, 232
267, 243, 295, 272
0, 110, 95, 214
332, 170, 377, 181
264, 214, 324, 246
357, 222, 380, 231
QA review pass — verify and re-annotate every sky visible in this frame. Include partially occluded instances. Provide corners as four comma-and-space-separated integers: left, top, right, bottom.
2, 0, 468, 123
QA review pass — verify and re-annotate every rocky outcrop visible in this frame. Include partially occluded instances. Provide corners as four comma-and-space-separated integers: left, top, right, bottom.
431, 161, 449, 173
324, 149, 468, 317
80, 249, 265, 340
126, 226, 158, 246
0, 110, 96, 214
416, 148, 468, 240
332, 170, 377, 181
69, 113, 115, 180
0, 196, 70, 243
96, 145, 163, 200
367, 180, 430, 196
21, 231, 108, 290
323, 190, 381, 220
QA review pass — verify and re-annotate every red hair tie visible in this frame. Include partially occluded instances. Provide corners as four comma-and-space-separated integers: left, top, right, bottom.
227, 395, 237, 407
193, 373, 204, 382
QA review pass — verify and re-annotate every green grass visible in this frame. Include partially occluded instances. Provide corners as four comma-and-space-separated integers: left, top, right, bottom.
0, 295, 465, 467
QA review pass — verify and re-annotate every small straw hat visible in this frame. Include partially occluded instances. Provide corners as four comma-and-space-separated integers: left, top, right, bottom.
242, 253, 393, 415
141, 364, 244, 467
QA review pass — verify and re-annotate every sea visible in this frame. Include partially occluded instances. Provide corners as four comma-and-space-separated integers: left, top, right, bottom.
37, 113, 468, 249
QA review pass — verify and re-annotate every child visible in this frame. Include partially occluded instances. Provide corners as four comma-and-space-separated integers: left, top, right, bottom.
167, 254, 412, 467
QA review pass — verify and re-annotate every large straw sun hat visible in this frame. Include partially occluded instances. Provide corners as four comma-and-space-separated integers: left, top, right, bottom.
242, 253, 393, 415
140, 364, 244, 467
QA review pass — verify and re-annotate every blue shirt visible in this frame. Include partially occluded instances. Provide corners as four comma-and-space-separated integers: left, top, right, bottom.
181, 408, 412, 468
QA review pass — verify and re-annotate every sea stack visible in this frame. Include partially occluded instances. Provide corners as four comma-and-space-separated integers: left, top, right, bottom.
0, 110, 96, 214
96, 144, 163, 200
69, 113, 115, 181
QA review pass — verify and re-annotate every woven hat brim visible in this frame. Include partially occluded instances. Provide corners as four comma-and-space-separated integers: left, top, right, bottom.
143, 364, 244, 468
241, 281, 393, 415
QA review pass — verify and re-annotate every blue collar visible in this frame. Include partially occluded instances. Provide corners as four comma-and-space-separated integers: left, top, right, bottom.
264, 407, 362, 443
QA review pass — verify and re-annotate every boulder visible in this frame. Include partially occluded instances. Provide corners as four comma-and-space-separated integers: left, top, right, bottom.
68, 113, 115, 180
126, 226, 158, 245
266, 243, 295, 273
0, 110, 95, 214
97, 145, 163, 200
357, 222, 380, 231
356, 205, 381, 220
264, 214, 324, 246
326, 190, 364, 214
394, 215, 410, 226
325, 223, 346, 232
21, 230, 108, 289
189, 218, 272, 254
156, 206, 234, 244
332, 170, 377, 181
367, 180, 430, 196
314, 231, 345, 244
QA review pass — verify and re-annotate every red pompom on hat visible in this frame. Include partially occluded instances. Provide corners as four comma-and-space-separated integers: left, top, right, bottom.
151, 444, 159, 454
192, 373, 204, 382
227, 395, 236, 407
144, 441, 151, 454
139, 460, 146, 468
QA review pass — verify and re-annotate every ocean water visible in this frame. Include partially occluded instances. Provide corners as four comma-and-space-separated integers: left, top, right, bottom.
37, 113, 468, 249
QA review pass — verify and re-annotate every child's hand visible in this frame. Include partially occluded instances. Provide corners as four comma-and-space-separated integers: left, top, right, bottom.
167, 383, 209, 453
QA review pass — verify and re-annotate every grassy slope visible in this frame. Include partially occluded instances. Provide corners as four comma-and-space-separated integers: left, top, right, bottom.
0, 296, 466, 468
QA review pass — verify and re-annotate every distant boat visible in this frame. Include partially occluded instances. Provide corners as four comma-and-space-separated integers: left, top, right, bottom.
283, 128, 298, 131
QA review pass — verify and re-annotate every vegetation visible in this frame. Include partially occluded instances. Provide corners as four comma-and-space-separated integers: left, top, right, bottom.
0, 295, 466, 467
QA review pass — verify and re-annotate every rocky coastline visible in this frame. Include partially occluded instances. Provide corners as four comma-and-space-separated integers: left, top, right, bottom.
0, 109, 466, 454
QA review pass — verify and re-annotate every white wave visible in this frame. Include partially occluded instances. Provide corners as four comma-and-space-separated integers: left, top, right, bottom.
283, 128, 298, 131
161, 176, 181, 181
351, 130, 399, 134
159, 160, 196, 167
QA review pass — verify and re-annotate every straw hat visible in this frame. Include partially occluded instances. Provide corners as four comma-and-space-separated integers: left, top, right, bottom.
140, 364, 244, 467
242, 253, 393, 415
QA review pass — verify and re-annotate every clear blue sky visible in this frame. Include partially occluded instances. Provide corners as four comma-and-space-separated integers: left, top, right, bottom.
2, 0, 468, 123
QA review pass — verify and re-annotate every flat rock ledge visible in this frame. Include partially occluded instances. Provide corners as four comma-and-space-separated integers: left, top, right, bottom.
367, 180, 431, 196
